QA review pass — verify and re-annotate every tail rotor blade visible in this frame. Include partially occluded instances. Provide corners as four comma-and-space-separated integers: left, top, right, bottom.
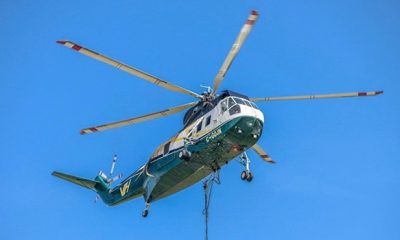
110, 154, 117, 176
98, 170, 108, 180
111, 173, 123, 183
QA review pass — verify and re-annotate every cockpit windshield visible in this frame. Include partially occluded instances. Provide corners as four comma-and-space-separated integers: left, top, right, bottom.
233, 97, 245, 105
250, 102, 258, 109
229, 97, 259, 109
228, 98, 235, 108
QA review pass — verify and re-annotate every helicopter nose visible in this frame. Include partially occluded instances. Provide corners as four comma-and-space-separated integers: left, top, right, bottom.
236, 117, 263, 136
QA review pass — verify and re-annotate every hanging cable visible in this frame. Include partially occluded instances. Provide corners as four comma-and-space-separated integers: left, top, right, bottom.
202, 171, 220, 240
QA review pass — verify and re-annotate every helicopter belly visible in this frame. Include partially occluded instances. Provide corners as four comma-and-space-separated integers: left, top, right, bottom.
148, 115, 263, 202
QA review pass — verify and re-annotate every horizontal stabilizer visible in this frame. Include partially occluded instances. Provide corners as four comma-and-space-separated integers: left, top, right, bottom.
52, 171, 99, 191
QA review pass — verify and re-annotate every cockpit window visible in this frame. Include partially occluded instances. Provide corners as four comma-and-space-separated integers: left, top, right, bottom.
243, 100, 252, 107
220, 100, 228, 112
250, 102, 259, 109
229, 105, 241, 115
230, 97, 259, 110
233, 97, 245, 105
228, 98, 235, 108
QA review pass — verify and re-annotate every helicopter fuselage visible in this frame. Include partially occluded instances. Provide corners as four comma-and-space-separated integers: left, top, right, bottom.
52, 9, 383, 218
100, 91, 264, 205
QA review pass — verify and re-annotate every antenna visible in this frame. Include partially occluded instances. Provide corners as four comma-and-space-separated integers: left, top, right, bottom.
200, 85, 213, 94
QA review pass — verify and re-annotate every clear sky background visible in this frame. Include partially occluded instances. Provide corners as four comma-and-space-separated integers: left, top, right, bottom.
1, 0, 399, 239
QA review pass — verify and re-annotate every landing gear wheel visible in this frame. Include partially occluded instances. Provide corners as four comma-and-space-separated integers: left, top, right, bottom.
241, 171, 248, 181
246, 172, 253, 182
142, 209, 149, 218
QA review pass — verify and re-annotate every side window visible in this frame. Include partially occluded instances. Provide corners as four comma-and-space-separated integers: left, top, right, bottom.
220, 100, 228, 113
197, 120, 203, 132
163, 142, 170, 155
193, 106, 200, 114
205, 115, 211, 126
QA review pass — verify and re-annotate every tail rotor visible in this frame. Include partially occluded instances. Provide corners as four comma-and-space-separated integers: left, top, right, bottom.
95, 154, 123, 203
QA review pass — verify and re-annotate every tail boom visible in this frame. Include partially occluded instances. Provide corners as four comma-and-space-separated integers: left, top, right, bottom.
52, 171, 144, 206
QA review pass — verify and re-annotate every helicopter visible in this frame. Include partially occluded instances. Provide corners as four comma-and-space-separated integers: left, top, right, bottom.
52, 10, 383, 218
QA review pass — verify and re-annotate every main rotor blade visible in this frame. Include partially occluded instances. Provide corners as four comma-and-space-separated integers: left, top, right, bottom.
211, 10, 259, 96
250, 91, 384, 102
56, 40, 202, 99
80, 102, 197, 135
251, 144, 275, 164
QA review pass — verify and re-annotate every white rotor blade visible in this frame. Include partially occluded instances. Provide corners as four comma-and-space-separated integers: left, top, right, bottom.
110, 155, 117, 176
56, 40, 202, 99
212, 10, 259, 96
80, 102, 197, 135
250, 91, 383, 102
98, 170, 108, 180
111, 173, 123, 183
252, 144, 275, 163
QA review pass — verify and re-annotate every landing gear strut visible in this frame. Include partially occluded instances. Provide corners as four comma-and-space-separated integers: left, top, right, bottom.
142, 202, 151, 218
239, 152, 253, 182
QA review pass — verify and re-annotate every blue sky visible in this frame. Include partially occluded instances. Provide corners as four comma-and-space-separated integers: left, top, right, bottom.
1, 0, 399, 239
